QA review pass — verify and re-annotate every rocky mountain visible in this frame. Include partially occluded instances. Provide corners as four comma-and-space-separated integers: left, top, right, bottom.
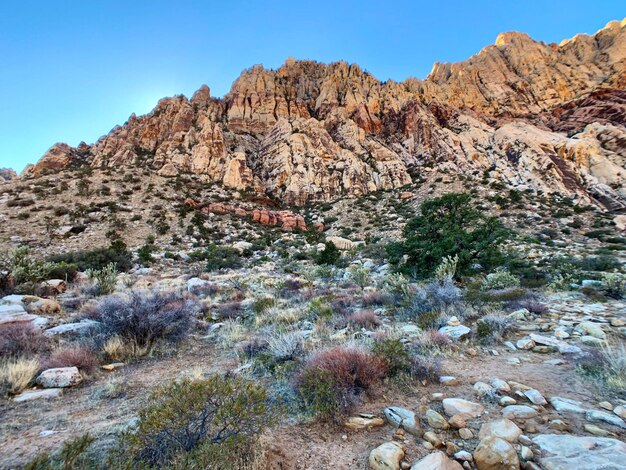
0, 168, 17, 182
24, 19, 626, 208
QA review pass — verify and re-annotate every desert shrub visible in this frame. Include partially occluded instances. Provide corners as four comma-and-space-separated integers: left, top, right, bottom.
85, 262, 117, 296
580, 255, 621, 272
349, 265, 372, 290
190, 244, 242, 272
48, 242, 133, 272
476, 314, 517, 342
136, 238, 157, 265
119, 376, 274, 468
602, 273, 625, 299
387, 193, 510, 278
24, 434, 96, 470
412, 330, 452, 352
0, 323, 50, 358
237, 336, 269, 360
95, 290, 195, 356
399, 278, 462, 321
346, 310, 381, 329
6, 246, 55, 288
416, 311, 442, 330
481, 269, 520, 291
434, 254, 459, 282
46, 261, 78, 282
266, 331, 305, 363
103, 336, 131, 362
212, 301, 243, 319
307, 298, 333, 319
410, 355, 442, 383
600, 342, 626, 390
316, 241, 341, 266
577, 342, 626, 393
507, 298, 549, 314
252, 297, 276, 314
0, 357, 39, 394
362, 290, 393, 306
294, 346, 387, 419
476, 287, 530, 303
44, 344, 99, 374
371, 338, 411, 376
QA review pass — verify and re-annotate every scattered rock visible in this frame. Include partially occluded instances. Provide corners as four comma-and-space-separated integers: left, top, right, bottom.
524, 389, 547, 406
13, 388, 63, 402
410, 451, 462, 470
384, 407, 422, 436
369, 442, 405, 470
533, 434, 626, 470
585, 410, 626, 429
473, 436, 520, 470
501, 405, 538, 420
426, 409, 449, 430
44, 319, 100, 337
478, 419, 522, 443
344, 416, 386, 431
438, 325, 471, 340
36, 367, 83, 388
549, 396, 586, 414
442, 398, 484, 418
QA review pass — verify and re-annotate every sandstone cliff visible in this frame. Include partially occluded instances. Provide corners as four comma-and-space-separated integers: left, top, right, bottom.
24, 19, 626, 208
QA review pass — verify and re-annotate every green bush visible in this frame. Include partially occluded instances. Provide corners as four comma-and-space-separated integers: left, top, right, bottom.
316, 241, 341, 266
481, 269, 520, 291
48, 242, 132, 272
387, 193, 510, 278
85, 263, 118, 296
25, 434, 96, 470
121, 376, 274, 468
371, 338, 411, 376
190, 245, 242, 272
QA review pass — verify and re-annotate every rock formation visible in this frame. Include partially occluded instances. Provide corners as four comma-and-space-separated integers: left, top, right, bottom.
0, 168, 17, 182
23, 19, 626, 208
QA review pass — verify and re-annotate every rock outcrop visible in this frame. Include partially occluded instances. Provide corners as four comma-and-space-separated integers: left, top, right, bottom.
0, 168, 17, 182
23, 20, 626, 208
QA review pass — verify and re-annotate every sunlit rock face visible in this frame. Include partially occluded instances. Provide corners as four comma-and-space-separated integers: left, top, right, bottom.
24, 20, 626, 208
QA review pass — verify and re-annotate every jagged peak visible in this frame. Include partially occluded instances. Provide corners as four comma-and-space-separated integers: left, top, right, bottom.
494, 31, 534, 47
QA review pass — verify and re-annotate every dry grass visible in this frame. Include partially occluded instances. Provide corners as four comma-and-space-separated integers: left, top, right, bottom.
602, 341, 626, 389
103, 335, 131, 361
44, 344, 99, 374
1, 357, 39, 394
218, 320, 248, 348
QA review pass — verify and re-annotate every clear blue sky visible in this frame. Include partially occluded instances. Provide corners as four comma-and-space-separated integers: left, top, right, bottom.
1, 1, 623, 173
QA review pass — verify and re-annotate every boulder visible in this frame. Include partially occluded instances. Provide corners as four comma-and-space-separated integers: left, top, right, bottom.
384, 406, 422, 436
369, 442, 404, 470
438, 325, 471, 340
501, 405, 538, 419
44, 320, 100, 337
473, 436, 520, 470
411, 451, 462, 469
13, 388, 63, 402
425, 409, 449, 430
36, 367, 83, 388
442, 398, 484, 418
533, 434, 626, 470
549, 396, 586, 414
36, 279, 67, 296
24, 298, 62, 315
0, 304, 48, 329
478, 419, 522, 443
574, 322, 606, 340
586, 410, 626, 429
344, 415, 385, 431
327, 236, 356, 250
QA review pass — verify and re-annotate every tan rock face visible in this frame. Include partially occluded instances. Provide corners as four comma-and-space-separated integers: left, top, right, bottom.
24, 20, 626, 207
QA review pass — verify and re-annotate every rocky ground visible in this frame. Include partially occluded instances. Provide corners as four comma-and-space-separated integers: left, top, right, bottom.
1, 220, 625, 469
